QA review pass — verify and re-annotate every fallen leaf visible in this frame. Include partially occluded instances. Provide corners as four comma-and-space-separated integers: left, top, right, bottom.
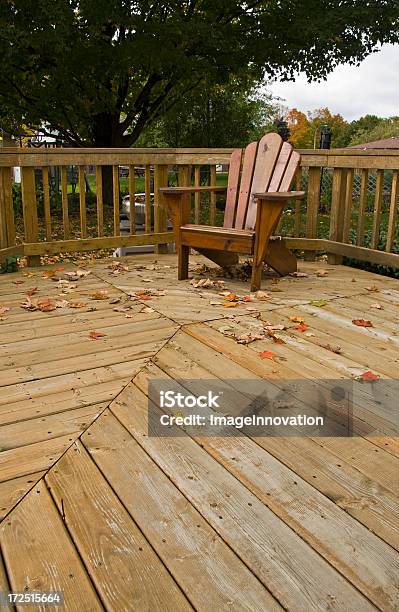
316, 270, 328, 277
224, 293, 239, 302
142, 307, 155, 313
69, 302, 86, 308
210, 300, 223, 306
352, 319, 373, 327
256, 290, 271, 301
289, 316, 305, 324
310, 299, 327, 307
13, 279, 25, 284
90, 290, 108, 300
263, 324, 286, 331
370, 303, 383, 310
109, 297, 121, 304
25, 287, 38, 296
360, 370, 380, 382
218, 325, 233, 334
0, 307, 10, 315
266, 330, 286, 344
89, 330, 107, 340
54, 299, 69, 308
242, 295, 254, 302
293, 323, 308, 332
259, 350, 276, 360
318, 342, 342, 354
223, 301, 238, 308
365, 285, 379, 292
290, 272, 308, 278
235, 332, 264, 345
304, 332, 316, 337
37, 299, 56, 312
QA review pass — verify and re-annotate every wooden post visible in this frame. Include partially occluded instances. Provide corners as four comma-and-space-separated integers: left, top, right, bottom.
356, 169, 368, 247
60, 166, 70, 240
21, 167, 40, 266
113, 165, 120, 236
304, 167, 321, 261
328, 168, 348, 264
194, 166, 201, 224
294, 168, 302, 238
154, 164, 169, 254
129, 165, 136, 235
210, 165, 217, 225
342, 169, 354, 243
0, 167, 15, 250
144, 165, 151, 233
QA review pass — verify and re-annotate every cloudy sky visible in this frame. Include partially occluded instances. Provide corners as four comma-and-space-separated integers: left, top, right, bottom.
269, 44, 399, 120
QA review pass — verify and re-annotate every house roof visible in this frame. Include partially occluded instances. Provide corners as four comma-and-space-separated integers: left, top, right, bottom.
347, 136, 399, 150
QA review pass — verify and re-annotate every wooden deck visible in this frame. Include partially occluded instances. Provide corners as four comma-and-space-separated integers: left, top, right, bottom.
0, 253, 399, 611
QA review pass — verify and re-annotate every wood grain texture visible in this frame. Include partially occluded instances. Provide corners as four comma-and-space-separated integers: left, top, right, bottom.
46, 442, 191, 611
0, 481, 102, 611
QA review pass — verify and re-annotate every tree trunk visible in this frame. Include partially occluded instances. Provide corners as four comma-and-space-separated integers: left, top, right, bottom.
91, 112, 122, 207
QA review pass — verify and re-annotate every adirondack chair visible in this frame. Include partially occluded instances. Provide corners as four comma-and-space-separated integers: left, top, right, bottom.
160, 133, 305, 291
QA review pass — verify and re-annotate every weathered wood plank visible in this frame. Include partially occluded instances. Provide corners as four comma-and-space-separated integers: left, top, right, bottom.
0, 472, 46, 521
60, 166, 70, 240
357, 169, 369, 246
78, 166, 87, 238
371, 169, 384, 250
386, 169, 399, 252
0, 481, 102, 611
46, 442, 191, 610
82, 411, 281, 611
42, 166, 52, 241
95, 165, 104, 237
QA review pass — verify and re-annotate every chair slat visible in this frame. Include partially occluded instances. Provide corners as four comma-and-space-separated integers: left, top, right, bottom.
279, 150, 300, 192
245, 133, 282, 229
223, 149, 242, 228
268, 142, 292, 192
234, 141, 258, 229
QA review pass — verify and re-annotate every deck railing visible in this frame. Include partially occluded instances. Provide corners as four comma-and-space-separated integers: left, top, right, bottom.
0, 146, 398, 269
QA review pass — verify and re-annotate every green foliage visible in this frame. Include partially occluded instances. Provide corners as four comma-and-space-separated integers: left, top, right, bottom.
0, 256, 19, 274
1, 1, 399, 147
348, 116, 399, 146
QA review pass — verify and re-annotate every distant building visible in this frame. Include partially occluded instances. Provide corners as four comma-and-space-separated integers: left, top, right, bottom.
347, 136, 399, 150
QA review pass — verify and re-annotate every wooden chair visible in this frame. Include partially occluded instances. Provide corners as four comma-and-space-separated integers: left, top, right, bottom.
160, 133, 305, 291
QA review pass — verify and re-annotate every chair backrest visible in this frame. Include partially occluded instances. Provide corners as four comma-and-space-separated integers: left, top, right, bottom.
223, 133, 300, 231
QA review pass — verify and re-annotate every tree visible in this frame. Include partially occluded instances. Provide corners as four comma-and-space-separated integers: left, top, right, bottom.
137, 83, 279, 148
1, 1, 399, 149
348, 116, 399, 145
286, 109, 312, 148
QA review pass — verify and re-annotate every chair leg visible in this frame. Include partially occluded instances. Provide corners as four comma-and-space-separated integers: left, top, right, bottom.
178, 245, 189, 280
250, 262, 263, 292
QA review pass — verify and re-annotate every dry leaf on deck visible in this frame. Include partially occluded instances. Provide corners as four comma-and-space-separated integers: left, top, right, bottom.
69, 302, 86, 308
310, 299, 327, 307
89, 330, 107, 340
235, 332, 264, 345
90, 290, 108, 300
223, 301, 238, 308
289, 316, 305, 324
266, 330, 286, 344
25, 287, 38, 296
259, 350, 276, 360
370, 303, 383, 309
290, 272, 308, 278
316, 270, 328, 277
352, 319, 373, 327
365, 285, 379, 292
293, 323, 308, 332
256, 290, 270, 301
263, 324, 286, 331
318, 342, 342, 354
359, 370, 380, 381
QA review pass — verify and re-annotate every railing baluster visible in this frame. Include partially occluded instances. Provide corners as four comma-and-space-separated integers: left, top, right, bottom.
154, 164, 169, 253
0, 167, 15, 248
194, 166, 201, 224
328, 168, 348, 264
96, 166, 104, 237
294, 168, 302, 237
342, 169, 354, 243
371, 169, 384, 250
356, 169, 368, 246
60, 166, 70, 239
21, 167, 40, 265
145, 164, 151, 233
42, 167, 51, 241
78, 166, 87, 238
129, 165, 136, 235
113, 165, 120, 236
210, 165, 216, 225
386, 169, 399, 252
304, 166, 321, 261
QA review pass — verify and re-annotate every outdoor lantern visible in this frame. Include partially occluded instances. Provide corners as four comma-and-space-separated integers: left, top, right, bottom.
320, 125, 332, 149
274, 118, 290, 142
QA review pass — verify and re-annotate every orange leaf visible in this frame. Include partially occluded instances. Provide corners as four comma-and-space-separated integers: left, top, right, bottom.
352, 319, 373, 327
37, 299, 56, 312
223, 301, 238, 308
289, 316, 305, 324
294, 323, 308, 332
259, 350, 276, 360
224, 293, 239, 302
360, 370, 380, 382
90, 290, 108, 300
25, 287, 38, 296
89, 330, 107, 340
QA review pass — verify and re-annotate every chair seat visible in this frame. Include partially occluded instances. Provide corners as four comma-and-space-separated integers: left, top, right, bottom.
180, 224, 254, 254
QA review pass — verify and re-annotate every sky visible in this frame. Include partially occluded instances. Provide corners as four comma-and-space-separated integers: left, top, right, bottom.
269, 44, 399, 121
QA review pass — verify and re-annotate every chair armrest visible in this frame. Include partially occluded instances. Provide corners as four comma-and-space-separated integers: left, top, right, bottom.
253, 191, 305, 201
160, 186, 226, 195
